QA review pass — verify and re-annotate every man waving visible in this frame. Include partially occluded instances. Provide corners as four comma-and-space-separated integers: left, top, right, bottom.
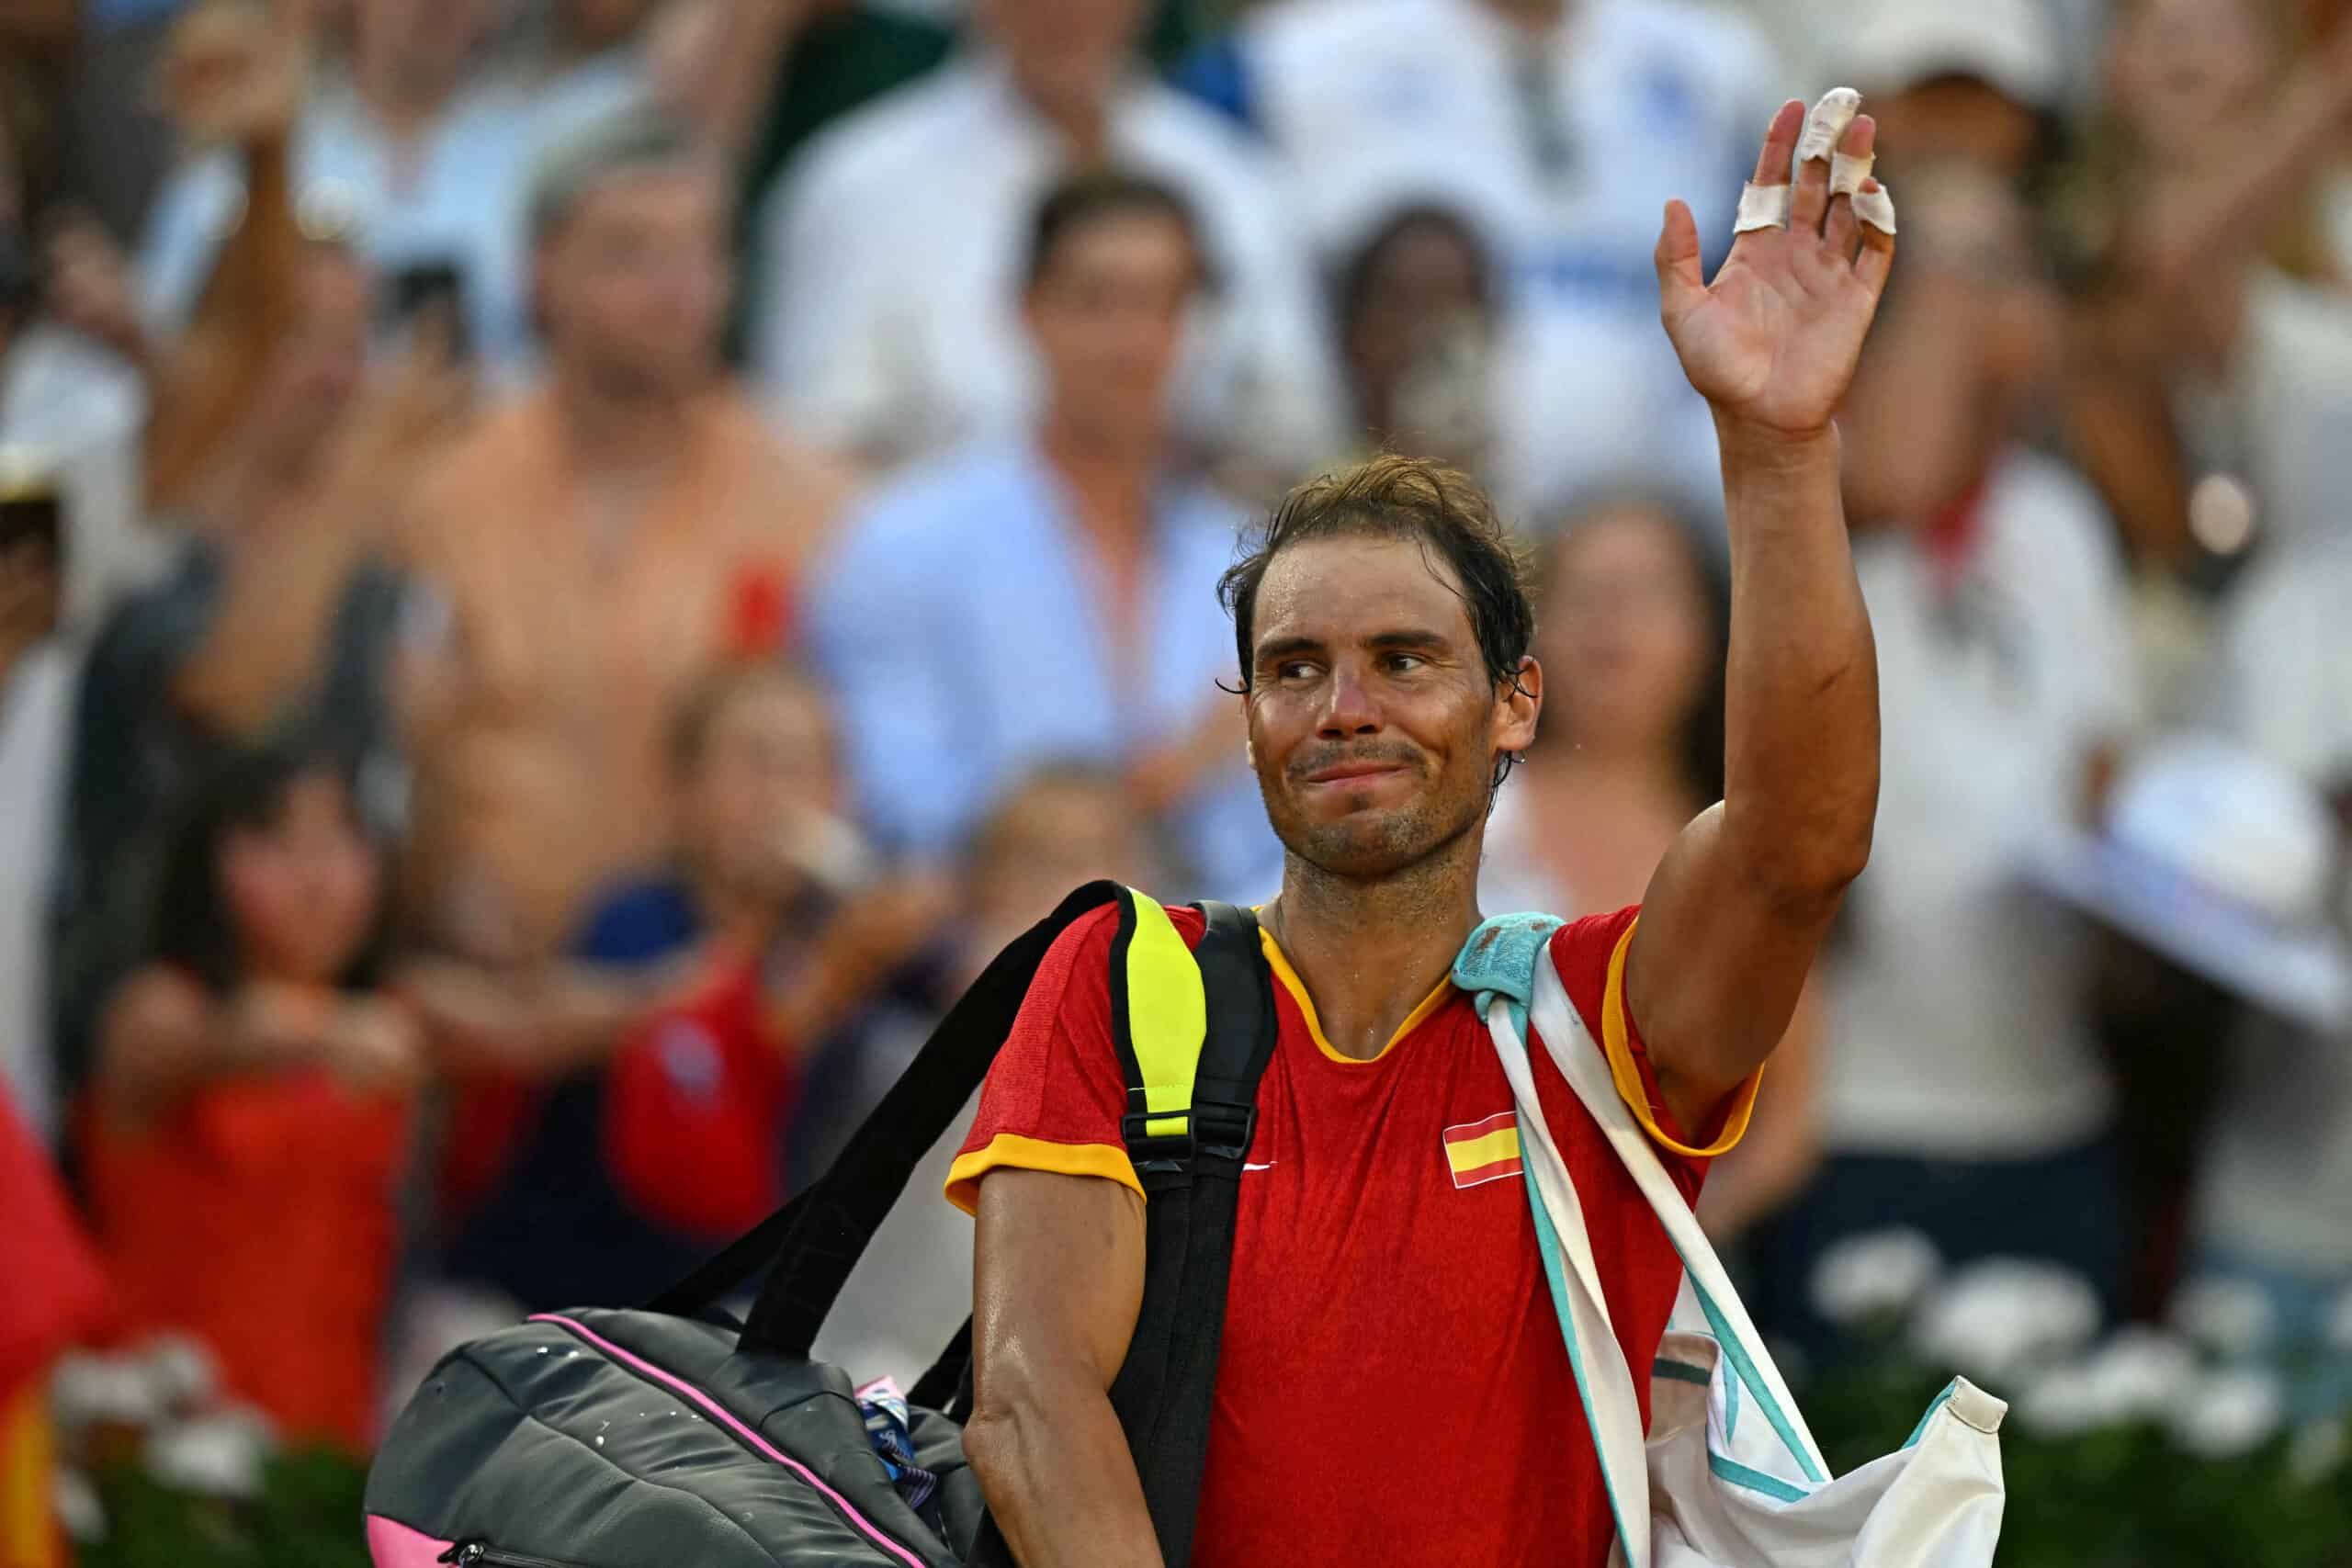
948, 94, 1894, 1568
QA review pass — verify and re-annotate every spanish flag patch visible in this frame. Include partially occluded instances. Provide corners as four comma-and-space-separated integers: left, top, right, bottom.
1442, 1111, 1522, 1189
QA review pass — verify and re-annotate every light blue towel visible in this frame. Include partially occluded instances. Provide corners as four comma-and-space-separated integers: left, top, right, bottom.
1452, 912, 1564, 1044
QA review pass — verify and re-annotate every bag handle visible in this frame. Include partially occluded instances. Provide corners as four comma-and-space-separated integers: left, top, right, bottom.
650, 881, 1126, 1355
1522, 956, 1829, 1483
1485, 996, 1655, 1568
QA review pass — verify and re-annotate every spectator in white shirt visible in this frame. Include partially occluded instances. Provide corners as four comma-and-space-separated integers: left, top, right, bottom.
1755, 162, 2143, 1353
748, 0, 1340, 481
140, 0, 644, 385
1180, 0, 1779, 515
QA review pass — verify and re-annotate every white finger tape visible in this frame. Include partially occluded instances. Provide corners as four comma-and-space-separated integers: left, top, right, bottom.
1734, 181, 1792, 233
1852, 181, 1896, 235
1797, 86, 1861, 164
1829, 149, 1873, 197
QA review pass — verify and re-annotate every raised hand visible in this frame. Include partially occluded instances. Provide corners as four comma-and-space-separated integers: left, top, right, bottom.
153, 0, 310, 149
1656, 94, 1894, 441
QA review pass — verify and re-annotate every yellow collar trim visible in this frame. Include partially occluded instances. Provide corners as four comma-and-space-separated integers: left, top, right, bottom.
1255, 926, 1455, 1066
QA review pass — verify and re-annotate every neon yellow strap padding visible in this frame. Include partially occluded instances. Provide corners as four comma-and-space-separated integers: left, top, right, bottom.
1124, 890, 1208, 1139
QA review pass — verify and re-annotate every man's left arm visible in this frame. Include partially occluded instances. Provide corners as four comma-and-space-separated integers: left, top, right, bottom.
1624, 92, 1895, 1135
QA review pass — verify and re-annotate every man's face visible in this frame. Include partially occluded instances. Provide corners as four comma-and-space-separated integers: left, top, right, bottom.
1345, 220, 1488, 406
1024, 209, 1200, 447
1872, 79, 2043, 177
975, 0, 1146, 118
2108, 0, 2271, 164
1245, 534, 1539, 880
538, 164, 729, 397
681, 676, 842, 898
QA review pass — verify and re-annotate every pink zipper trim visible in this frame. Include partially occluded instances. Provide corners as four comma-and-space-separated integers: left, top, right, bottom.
528, 1314, 929, 1568
364, 1514, 455, 1567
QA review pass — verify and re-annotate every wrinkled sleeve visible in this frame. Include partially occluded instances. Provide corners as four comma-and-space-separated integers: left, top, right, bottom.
944, 907, 1141, 1214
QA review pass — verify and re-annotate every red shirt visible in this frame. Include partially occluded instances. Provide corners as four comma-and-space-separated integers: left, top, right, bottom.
604, 952, 796, 1238
85, 1071, 410, 1450
946, 903, 1756, 1568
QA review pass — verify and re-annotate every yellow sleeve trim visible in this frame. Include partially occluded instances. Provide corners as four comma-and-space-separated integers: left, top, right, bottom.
1601, 918, 1758, 1159
943, 1133, 1144, 1215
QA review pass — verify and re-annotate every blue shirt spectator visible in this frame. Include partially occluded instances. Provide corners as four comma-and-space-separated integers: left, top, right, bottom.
807, 439, 1281, 904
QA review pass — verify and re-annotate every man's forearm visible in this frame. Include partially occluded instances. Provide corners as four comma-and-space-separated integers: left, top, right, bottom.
964, 1381, 1164, 1568
1716, 416, 1878, 898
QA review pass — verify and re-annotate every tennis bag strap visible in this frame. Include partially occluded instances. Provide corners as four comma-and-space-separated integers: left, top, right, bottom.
962, 895, 1277, 1568
654, 880, 1127, 1335
657, 885, 1276, 1568
1108, 897, 1277, 1567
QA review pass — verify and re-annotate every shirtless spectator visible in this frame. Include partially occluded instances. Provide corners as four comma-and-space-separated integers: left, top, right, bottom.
397, 110, 855, 965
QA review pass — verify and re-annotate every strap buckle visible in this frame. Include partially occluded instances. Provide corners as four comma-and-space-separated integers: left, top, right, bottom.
1120, 1100, 1258, 1176
1191, 1099, 1257, 1164
1120, 1111, 1193, 1177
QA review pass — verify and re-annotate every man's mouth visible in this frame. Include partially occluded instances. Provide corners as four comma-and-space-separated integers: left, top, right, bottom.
1300, 760, 1412, 784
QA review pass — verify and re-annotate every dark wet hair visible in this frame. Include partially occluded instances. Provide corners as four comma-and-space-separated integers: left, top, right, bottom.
1216, 453, 1535, 789
150, 737, 390, 998
1023, 168, 1214, 293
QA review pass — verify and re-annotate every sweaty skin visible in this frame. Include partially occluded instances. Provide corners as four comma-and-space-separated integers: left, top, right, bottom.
966, 93, 1894, 1568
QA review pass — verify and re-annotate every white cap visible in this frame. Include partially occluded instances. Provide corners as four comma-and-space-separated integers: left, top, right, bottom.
2029, 735, 2352, 1032
1835, 0, 2065, 114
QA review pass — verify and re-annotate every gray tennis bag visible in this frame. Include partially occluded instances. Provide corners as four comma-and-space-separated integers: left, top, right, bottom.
364, 884, 1276, 1568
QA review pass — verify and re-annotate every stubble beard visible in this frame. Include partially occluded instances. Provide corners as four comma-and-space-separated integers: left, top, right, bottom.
1262, 762, 1491, 888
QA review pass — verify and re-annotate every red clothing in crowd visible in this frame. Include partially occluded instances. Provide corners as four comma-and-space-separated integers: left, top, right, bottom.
84, 1070, 410, 1451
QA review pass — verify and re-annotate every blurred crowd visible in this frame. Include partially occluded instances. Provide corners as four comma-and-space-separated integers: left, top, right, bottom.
2, 0, 2351, 1532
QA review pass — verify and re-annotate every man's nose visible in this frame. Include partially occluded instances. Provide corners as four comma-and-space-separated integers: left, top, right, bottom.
1317, 663, 1381, 737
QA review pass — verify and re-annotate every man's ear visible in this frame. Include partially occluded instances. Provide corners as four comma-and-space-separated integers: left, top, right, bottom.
1496, 655, 1541, 755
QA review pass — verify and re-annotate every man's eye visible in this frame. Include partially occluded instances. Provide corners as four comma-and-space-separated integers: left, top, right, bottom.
1385, 653, 1427, 673
1274, 660, 1319, 682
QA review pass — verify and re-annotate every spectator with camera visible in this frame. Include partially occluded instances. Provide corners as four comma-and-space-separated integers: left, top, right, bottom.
435, 660, 948, 1313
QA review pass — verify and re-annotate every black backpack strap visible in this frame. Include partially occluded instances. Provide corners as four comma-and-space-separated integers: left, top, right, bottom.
1106, 898, 1277, 1568
653, 880, 1124, 1347
966, 897, 1275, 1568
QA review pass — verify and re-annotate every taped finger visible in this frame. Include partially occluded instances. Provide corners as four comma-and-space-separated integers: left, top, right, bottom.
1829, 149, 1873, 197
1791, 87, 1859, 230
1797, 88, 1861, 164
1852, 181, 1896, 236
1735, 181, 1792, 233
